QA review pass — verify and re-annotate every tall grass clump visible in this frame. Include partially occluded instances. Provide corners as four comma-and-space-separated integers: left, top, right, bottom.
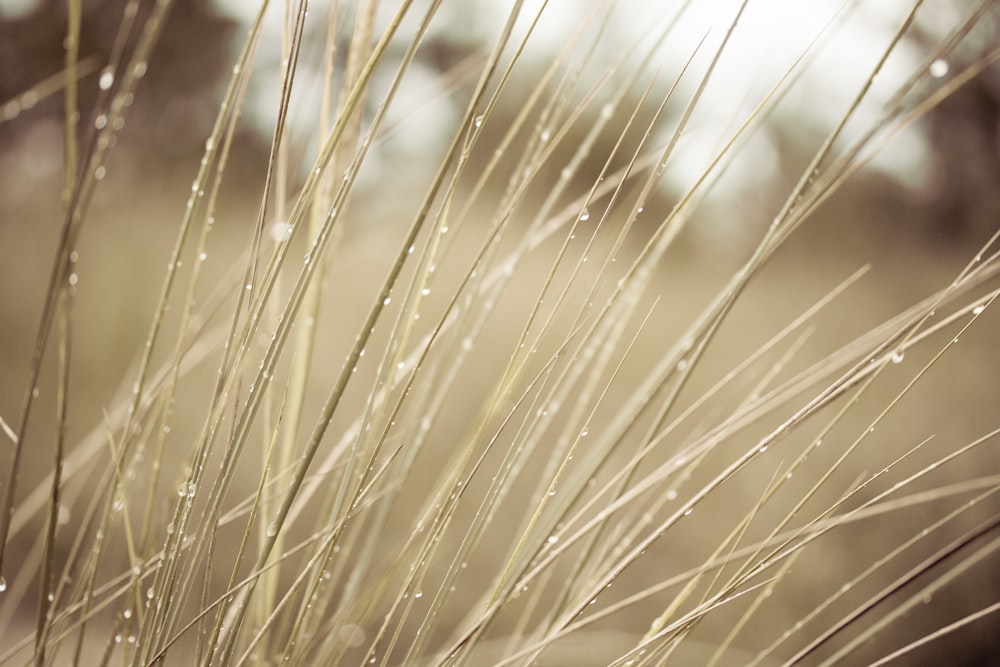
2, 0, 1000, 664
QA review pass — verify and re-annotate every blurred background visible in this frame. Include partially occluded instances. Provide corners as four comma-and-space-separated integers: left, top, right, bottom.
1, 0, 999, 664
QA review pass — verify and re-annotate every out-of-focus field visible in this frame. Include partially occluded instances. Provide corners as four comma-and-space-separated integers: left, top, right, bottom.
2, 144, 998, 663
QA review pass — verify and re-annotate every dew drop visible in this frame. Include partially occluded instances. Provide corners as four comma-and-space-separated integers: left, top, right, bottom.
99, 70, 114, 90
2, 101, 19, 120
270, 221, 291, 242
198, 251, 207, 261
473, 115, 483, 127
547, 535, 558, 544
929, 59, 949, 78
891, 351, 904, 364
973, 304, 985, 315
94, 114, 107, 130
579, 208, 590, 221
0, 576, 7, 592
383, 297, 391, 306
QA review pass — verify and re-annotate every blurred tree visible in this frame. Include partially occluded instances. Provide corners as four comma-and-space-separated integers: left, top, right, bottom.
2, 0, 997, 244
0, 0, 235, 157
923, 64, 1000, 243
